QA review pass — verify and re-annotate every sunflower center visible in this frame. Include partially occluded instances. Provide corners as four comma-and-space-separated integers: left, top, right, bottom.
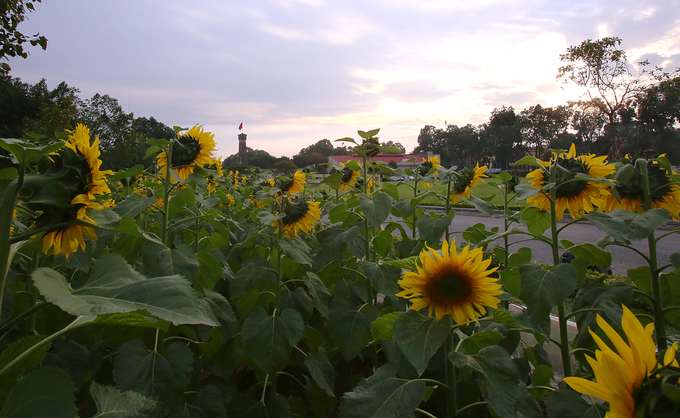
453, 168, 476, 194
428, 267, 473, 304
616, 164, 673, 201
419, 161, 433, 177
341, 167, 355, 183
278, 177, 294, 192
282, 200, 310, 225
171, 135, 202, 166
541, 158, 590, 199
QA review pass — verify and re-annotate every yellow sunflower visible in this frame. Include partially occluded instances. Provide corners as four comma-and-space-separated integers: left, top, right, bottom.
206, 175, 218, 194
564, 306, 679, 418
40, 124, 113, 258
602, 156, 680, 220
220, 194, 235, 209
526, 144, 615, 221
272, 200, 321, 239
215, 156, 223, 177
339, 162, 360, 193
450, 163, 488, 204
281, 171, 306, 194
157, 125, 216, 181
419, 155, 441, 187
396, 239, 502, 324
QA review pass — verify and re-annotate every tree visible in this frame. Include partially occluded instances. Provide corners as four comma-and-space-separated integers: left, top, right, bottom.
223, 148, 278, 169
380, 140, 405, 153
132, 116, 175, 140
273, 158, 297, 173
481, 106, 525, 170
519, 104, 573, 159
570, 100, 608, 153
292, 138, 350, 168
1, 0, 47, 73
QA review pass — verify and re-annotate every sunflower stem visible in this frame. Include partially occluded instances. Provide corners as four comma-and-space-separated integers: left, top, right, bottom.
0, 164, 26, 325
161, 142, 174, 247
445, 173, 453, 241
445, 332, 457, 418
549, 162, 572, 378
639, 159, 667, 350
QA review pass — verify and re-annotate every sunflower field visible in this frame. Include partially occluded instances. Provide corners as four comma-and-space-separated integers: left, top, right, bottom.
1, 125, 680, 417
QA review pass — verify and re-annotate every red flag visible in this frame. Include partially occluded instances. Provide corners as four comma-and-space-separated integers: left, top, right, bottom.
238, 122, 243, 131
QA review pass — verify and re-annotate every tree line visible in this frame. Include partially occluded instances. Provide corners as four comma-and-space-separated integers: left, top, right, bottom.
416, 38, 680, 168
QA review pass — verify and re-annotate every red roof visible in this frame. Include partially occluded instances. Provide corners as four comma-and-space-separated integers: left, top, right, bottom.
328, 154, 427, 164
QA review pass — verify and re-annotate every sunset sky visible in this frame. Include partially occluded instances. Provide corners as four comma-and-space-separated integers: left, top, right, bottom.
8, 0, 680, 158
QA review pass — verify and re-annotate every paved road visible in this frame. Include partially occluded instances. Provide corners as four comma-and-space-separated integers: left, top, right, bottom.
443, 209, 680, 274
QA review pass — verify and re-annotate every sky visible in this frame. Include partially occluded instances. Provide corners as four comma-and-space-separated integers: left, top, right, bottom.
7, 0, 680, 159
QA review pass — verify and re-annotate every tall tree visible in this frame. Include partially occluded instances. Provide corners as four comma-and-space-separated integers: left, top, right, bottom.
481, 106, 525, 170
519, 104, 573, 159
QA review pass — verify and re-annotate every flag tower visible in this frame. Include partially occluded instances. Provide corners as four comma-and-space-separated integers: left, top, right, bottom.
238, 122, 247, 165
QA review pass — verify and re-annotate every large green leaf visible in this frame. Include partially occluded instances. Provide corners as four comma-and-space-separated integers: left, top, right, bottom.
0, 334, 50, 380
415, 213, 452, 246
461, 331, 504, 355
89, 382, 157, 418
521, 207, 551, 236
279, 237, 313, 266
113, 340, 193, 399
112, 195, 157, 218
545, 389, 607, 418
338, 362, 426, 418
241, 307, 304, 374
0, 367, 77, 418
361, 261, 401, 299
382, 256, 418, 271
141, 242, 199, 282
568, 243, 612, 268
194, 249, 225, 290
585, 209, 671, 242
304, 347, 335, 397
450, 346, 541, 418
359, 192, 393, 227
33, 253, 215, 326
328, 300, 379, 361
371, 312, 402, 342
302, 272, 331, 317
571, 282, 631, 349
661, 269, 680, 326
519, 264, 577, 325
392, 310, 452, 375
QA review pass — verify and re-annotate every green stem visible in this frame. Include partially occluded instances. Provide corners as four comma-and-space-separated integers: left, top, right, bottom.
445, 176, 453, 241
455, 401, 488, 416
0, 316, 87, 377
549, 163, 572, 378
639, 160, 667, 350
412, 179, 419, 239
161, 143, 174, 246
445, 332, 457, 418
0, 167, 25, 325
0, 302, 48, 339
26, 250, 39, 334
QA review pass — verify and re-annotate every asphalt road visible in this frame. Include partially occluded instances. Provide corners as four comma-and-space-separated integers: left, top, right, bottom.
442, 209, 680, 274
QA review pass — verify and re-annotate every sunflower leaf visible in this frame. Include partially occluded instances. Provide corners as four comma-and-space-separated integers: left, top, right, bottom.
89, 382, 157, 418
568, 243, 612, 268
450, 346, 541, 418
383, 256, 419, 271
519, 264, 578, 325
241, 307, 304, 374
328, 299, 379, 361
0, 368, 77, 418
304, 347, 336, 397
392, 311, 452, 375
359, 192, 393, 227
512, 156, 542, 167
521, 207, 551, 236
545, 388, 607, 418
338, 362, 426, 418
113, 340, 193, 400
416, 213, 453, 248
460, 194, 494, 215
514, 184, 541, 200
33, 253, 215, 326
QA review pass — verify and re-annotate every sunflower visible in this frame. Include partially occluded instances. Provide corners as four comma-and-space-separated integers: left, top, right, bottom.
214, 156, 223, 177
38, 124, 113, 258
419, 155, 441, 187
396, 239, 502, 324
272, 200, 321, 239
602, 156, 680, 220
526, 144, 615, 221
157, 125, 216, 181
206, 175, 218, 194
564, 306, 679, 418
220, 194, 235, 209
280, 171, 306, 195
338, 162, 360, 193
450, 163, 488, 204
